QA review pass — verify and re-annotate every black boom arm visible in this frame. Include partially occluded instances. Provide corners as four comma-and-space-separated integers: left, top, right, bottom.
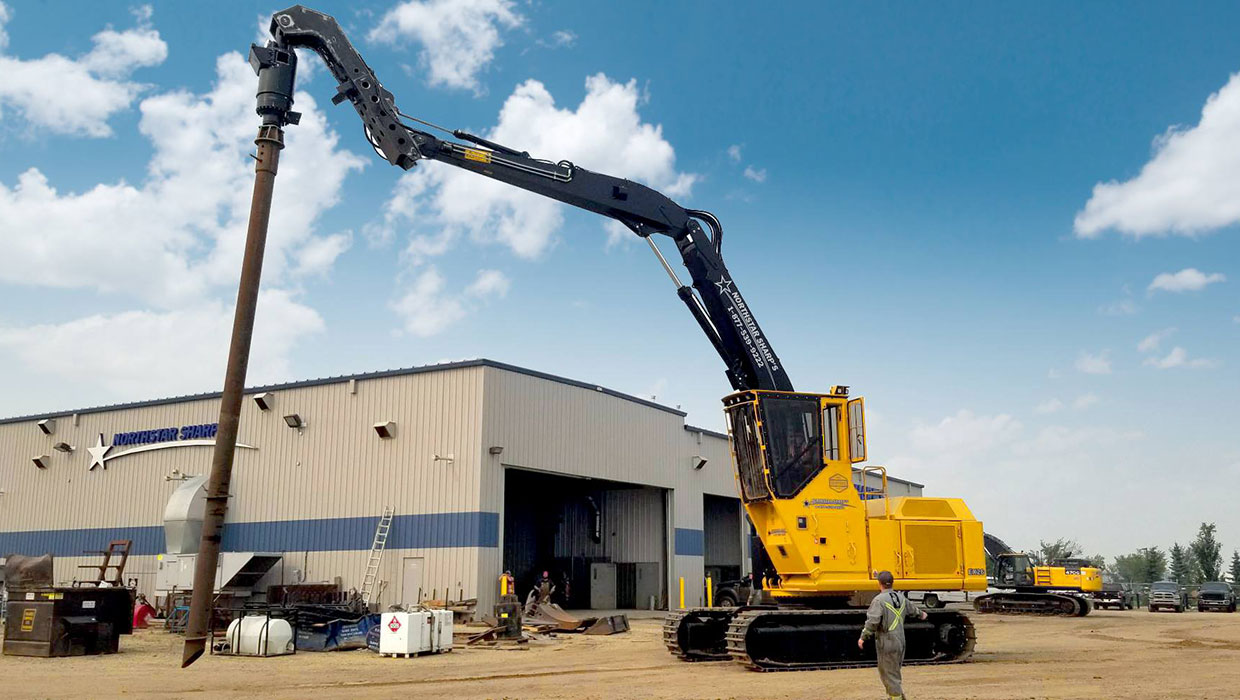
261, 5, 793, 392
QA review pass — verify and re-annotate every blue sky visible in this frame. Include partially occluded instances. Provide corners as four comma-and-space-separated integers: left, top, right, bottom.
1, 1, 1237, 558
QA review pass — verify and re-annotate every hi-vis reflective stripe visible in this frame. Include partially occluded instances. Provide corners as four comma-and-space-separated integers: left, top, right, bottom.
463, 148, 492, 164
883, 597, 906, 631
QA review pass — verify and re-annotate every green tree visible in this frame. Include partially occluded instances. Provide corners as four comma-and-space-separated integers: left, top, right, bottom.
1112, 547, 1166, 583
1114, 553, 1147, 583
1087, 554, 1106, 570
1229, 551, 1240, 584
1191, 522, 1223, 582
1038, 538, 1081, 564
1169, 543, 1191, 583
1141, 547, 1167, 582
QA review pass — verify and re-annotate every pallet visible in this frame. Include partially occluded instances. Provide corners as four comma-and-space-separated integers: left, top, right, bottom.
379, 649, 453, 658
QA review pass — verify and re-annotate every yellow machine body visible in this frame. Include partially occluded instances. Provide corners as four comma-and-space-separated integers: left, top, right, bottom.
1031, 563, 1103, 593
724, 389, 989, 600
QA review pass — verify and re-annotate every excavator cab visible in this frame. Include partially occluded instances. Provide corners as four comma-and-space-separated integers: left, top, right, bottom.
725, 388, 863, 504
993, 553, 1037, 587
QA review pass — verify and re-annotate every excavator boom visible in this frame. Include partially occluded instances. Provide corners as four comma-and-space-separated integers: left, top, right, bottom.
259, 5, 987, 671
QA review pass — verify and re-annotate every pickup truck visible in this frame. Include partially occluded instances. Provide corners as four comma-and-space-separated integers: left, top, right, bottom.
1197, 581, 1237, 612
1093, 580, 1137, 610
1148, 580, 1188, 612
713, 577, 753, 607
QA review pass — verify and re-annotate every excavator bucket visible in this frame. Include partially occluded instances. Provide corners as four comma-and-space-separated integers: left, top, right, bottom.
583, 614, 630, 635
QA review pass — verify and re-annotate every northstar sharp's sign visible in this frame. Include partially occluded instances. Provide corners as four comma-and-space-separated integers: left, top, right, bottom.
86, 423, 255, 471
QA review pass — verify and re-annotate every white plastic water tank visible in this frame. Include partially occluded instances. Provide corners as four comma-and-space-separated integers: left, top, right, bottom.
380, 610, 453, 656
224, 615, 294, 656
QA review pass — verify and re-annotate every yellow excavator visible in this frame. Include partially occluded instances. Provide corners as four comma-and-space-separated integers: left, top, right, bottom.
975, 535, 1102, 615
248, 5, 990, 671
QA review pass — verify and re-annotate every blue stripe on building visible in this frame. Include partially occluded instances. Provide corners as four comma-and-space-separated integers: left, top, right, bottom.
0, 511, 500, 557
674, 527, 704, 557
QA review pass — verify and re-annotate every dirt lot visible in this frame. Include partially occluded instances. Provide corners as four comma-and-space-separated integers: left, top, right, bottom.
3, 609, 1239, 699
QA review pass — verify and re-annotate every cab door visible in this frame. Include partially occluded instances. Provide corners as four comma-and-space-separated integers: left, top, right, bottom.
867, 518, 904, 578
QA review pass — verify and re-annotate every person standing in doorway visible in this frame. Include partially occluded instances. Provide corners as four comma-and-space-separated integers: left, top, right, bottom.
858, 570, 927, 700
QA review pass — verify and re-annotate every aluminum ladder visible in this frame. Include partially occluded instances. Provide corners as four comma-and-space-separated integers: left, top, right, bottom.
360, 506, 394, 607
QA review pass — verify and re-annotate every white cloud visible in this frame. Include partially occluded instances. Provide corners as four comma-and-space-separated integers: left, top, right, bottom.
0, 2, 11, 52
1075, 350, 1112, 375
1072, 393, 1099, 410
0, 3, 166, 136
1098, 298, 1138, 316
1137, 327, 1176, 353
727, 144, 742, 163
0, 50, 364, 401
1147, 268, 1226, 294
536, 30, 576, 49
887, 408, 1157, 555
907, 409, 1023, 456
1075, 72, 1240, 237
0, 52, 365, 307
1143, 346, 1218, 370
0, 290, 323, 399
391, 267, 510, 336
1034, 399, 1063, 415
742, 165, 767, 183
369, 73, 696, 261
465, 269, 511, 298
369, 0, 522, 93
1012, 425, 1143, 456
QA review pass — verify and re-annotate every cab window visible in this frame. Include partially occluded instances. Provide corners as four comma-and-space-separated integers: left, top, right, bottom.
822, 405, 840, 462
759, 395, 823, 498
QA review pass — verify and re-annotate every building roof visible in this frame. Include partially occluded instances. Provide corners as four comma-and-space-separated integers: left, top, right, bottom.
1, 359, 926, 489
0, 358, 687, 425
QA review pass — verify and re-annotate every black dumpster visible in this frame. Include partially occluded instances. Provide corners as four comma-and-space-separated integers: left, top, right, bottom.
4, 587, 135, 657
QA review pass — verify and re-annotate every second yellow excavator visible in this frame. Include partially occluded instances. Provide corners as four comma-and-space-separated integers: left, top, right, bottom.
975, 535, 1102, 615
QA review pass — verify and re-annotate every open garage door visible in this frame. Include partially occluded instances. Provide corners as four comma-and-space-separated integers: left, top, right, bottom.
703, 494, 743, 585
503, 468, 667, 610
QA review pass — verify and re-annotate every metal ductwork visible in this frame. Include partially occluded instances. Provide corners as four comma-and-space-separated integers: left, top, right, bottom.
164, 475, 208, 555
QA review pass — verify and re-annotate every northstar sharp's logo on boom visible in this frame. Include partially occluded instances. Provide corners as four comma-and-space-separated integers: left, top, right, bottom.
85, 423, 256, 471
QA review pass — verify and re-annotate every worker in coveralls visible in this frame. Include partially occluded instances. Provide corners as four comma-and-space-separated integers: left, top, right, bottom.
858, 570, 927, 699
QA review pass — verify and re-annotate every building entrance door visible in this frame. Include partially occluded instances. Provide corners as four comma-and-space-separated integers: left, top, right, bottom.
400, 556, 424, 606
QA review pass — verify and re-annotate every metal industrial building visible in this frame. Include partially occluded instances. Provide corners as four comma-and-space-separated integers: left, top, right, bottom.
0, 359, 922, 612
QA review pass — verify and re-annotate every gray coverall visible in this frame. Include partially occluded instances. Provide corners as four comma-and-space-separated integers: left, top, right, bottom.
861, 589, 924, 699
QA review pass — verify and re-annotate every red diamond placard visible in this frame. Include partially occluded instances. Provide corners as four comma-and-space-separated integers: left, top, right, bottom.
388, 617, 401, 632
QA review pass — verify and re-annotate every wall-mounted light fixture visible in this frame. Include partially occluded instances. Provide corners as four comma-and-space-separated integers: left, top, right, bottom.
32, 455, 51, 469
691, 455, 708, 470
165, 469, 194, 482
283, 414, 305, 431
52, 442, 74, 453
373, 421, 396, 439
37, 418, 56, 435
488, 445, 504, 455
433, 453, 455, 464
253, 392, 274, 411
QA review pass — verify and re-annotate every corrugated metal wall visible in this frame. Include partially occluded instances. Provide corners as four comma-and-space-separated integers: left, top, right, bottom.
0, 365, 488, 600
0, 359, 924, 609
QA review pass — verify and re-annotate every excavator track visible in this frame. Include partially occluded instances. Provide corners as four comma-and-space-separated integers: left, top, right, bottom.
663, 608, 742, 661
973, 592, 1093, 616
725, 608, 975, 672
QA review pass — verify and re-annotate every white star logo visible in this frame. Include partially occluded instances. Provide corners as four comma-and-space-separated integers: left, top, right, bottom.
715, 277, 734, 294
86, 433, 111, 471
